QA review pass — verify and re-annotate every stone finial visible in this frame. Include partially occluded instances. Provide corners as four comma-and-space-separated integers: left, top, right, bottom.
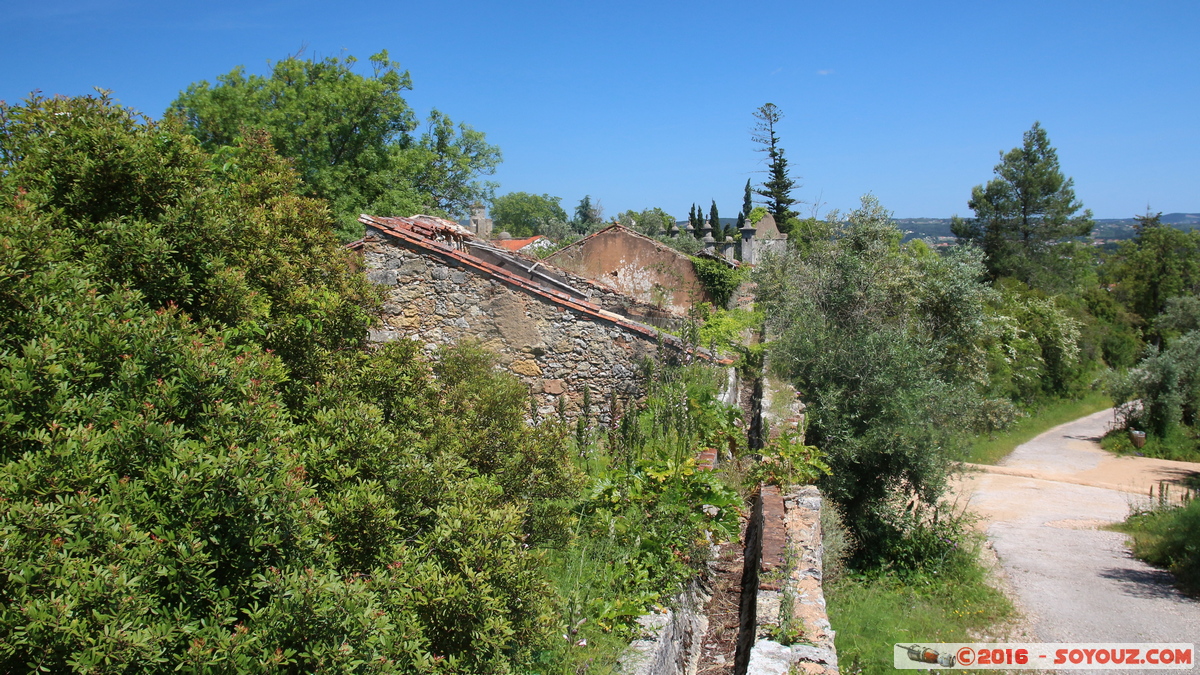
497, 231, 512, 240
700, 220, 713, 239
669, 223, 680, 236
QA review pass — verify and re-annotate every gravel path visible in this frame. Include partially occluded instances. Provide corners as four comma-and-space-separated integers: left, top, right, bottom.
956, 409, 1200, 672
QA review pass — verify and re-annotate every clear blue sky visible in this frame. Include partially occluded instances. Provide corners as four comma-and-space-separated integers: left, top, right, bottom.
3, 0, 1197, 220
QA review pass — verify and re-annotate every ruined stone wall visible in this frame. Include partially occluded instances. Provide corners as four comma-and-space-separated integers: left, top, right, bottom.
361, 236, 665, 423
547, 227, 710, 315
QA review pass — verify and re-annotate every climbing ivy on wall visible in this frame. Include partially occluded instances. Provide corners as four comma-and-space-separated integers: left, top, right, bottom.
690, 256, 744, 308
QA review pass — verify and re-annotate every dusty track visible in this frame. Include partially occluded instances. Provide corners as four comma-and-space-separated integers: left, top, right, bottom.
955, 409, 1200, 672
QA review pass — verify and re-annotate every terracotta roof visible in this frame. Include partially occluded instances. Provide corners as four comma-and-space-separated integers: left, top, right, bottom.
493, 235, 548, 252
356, 214, 732, 365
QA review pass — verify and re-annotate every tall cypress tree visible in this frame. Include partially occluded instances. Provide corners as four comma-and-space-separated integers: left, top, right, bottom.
743, 178, 753, 218
751, 103, 799, 229
709, 200, 720, 240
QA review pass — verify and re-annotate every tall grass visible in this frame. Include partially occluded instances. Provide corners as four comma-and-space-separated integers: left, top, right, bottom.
1111, 492, 1200, 597
964, 391, 1111, 464
827, 547, 1013, 675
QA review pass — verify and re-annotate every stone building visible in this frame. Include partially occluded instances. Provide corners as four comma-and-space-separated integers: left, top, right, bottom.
740, 213, 789, 265
353, 214, 731, 424
545, 224, 713, 315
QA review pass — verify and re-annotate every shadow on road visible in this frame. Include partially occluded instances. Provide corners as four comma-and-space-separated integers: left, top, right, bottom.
1097, 566, 1184, 600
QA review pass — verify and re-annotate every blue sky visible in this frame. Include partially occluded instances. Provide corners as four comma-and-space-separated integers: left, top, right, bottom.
2, 0, 1197, 220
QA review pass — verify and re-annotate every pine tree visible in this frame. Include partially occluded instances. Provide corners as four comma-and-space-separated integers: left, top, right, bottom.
951, 122, 1092, 286
751, 103, 799, 229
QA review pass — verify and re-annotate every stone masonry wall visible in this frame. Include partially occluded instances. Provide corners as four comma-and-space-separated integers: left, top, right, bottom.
361, 235, 666, 423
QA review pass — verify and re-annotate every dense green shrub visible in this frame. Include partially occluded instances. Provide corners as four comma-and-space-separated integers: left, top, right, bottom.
0, 93, 574, 672
1118, 497, 1200, 596
690, 256, 743, 309
755, 196, 990, 563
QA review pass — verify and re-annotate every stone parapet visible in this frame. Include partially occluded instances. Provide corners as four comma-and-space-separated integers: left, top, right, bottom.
618, 580, 711, 675
745, 485, 838, 675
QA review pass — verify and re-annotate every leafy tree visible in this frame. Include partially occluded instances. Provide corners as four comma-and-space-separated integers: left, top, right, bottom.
751, 103, 799, 230
756, 195, 991, 563
170, 50, 500, 241
1103, 211, 1200, 338
572, 194, 603, 233
0, 93, 569, 672
951, 122, 1092, 288
617, 207, 674, 237
490, 191, 568, 238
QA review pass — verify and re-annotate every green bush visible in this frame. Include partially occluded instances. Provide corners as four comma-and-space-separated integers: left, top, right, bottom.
0, 93, 579, 672
690, 256, 744, 309
1117, 497, 1200, 596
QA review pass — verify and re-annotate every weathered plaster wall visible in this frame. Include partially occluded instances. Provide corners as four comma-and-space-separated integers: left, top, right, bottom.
361, 233, 669, 423
547, 227, 710, 314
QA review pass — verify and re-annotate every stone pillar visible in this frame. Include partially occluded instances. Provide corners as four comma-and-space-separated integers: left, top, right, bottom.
740, 225, 757, 264
469, 203, 493, 239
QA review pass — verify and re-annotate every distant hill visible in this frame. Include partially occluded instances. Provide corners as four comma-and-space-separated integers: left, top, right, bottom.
895, 213, 1200, 243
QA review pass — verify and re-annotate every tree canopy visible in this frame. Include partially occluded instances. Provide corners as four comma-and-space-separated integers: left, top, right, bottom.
0, 92, 570, 672
951, 122, 1092, 288
756, 195, 992, 561
170, 50, 500, 241
489, 191, 568, 238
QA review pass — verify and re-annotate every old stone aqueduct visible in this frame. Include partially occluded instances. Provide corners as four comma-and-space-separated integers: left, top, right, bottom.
352, 210, 838, 675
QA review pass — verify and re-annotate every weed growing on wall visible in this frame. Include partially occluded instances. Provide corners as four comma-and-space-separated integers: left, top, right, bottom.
541, 358, 746, 672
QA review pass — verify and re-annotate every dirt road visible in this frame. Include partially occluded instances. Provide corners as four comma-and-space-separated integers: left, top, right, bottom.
955, 409, 1200, 668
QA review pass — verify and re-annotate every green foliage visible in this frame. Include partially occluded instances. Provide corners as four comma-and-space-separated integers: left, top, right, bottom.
656, 230, 704, 256
170, 50, 500, 240
617, 207, 675, 238
692, 304, 762, 357
689, 256, 743, 309
0, 93, 379, 400
1103, 212, 1200, 338
965, 390, 1111, 465
543, 361, 744, 672
756, 195, 992, 563
708, 200, 721, 240
827, 527, 1013, 675
0, 93, 577, 672
572, 195, 603, 234
490, 191, 569, 239
1115, 495, 1200, 596
979, 280, 1086, 404
1108, 330, 1200, 446
748, 429, 831, 488
751, 103, 799, 228
951, 122, 1093, 290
